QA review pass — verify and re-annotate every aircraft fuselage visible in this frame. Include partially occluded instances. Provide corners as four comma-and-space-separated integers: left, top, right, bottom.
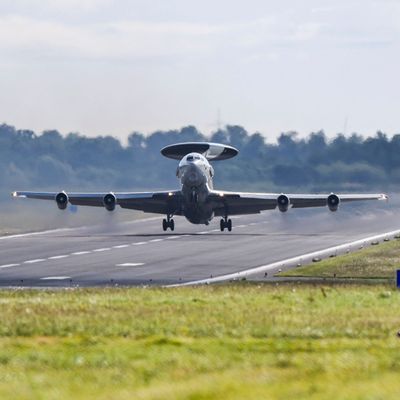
177, 152, 215, 224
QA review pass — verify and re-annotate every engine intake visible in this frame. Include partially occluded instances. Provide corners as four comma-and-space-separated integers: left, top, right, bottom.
327, 194, 340, 212
103, 193, 116, 211
55, 191, 68, 210
277, 194, 290, 212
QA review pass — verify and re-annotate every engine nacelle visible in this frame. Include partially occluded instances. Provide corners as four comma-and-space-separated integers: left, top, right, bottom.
277, 194, 290, 212
103, 193, 116, 211
55, 191, 68, 210
327, 193, 340, 212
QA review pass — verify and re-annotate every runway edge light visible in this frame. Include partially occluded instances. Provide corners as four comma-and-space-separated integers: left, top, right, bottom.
396, 270, 400, 289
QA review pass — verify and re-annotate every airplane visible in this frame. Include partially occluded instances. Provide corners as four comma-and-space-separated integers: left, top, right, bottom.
12, 142, 388, 232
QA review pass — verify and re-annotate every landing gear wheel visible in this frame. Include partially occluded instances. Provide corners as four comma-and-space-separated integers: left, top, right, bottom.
220, 218, 232, 232
220, 219, 225, 232
162, 216, 175, 231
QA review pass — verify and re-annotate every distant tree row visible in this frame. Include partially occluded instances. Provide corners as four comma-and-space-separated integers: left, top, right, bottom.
0, 123, 399, 200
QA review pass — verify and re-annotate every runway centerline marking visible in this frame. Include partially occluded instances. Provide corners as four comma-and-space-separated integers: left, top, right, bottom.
93, 248, 110, 252
112, 244, 130, 249
71, 251, 91, 255
116, 263, 145, 267
133, 242, 147, 245
24, 259, 45, 264
48, 255, 69, 260
40, 276, 71, 280
166, 236, 179, 240
148, 239, 163, 243
0, 264, 20, 269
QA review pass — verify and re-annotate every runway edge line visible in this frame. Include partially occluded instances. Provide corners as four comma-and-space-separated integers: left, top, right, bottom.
168, 229, 400, 287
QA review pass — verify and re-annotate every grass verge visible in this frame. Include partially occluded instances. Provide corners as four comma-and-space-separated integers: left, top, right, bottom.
278, 237, 400, 279
0, 285, 400, 399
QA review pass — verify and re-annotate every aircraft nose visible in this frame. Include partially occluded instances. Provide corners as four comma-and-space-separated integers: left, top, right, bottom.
182, 164, 206, 187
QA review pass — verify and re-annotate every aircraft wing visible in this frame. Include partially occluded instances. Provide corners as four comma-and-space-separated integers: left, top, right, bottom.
12, 190, 184, 215
208, 190, 388, 216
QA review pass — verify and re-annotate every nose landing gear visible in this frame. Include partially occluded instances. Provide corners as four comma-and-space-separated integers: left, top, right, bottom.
190, 189, 198, 203
220, 217, 232, 232
162, 215, 175, 231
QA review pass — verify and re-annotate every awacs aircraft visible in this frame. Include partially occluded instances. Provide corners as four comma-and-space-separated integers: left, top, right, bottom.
12, 142, 388, 232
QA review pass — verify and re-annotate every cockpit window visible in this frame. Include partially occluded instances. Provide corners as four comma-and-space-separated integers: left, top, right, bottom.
186, 154, 202, 162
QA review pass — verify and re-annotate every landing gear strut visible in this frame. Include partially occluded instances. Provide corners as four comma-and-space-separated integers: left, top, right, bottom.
220, 216, 232, 232
162, 215, 175, 231
190, 189, 198, 203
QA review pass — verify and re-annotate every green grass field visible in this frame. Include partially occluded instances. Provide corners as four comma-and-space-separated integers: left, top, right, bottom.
1, 285, 400, 399
278, 238, 400, 279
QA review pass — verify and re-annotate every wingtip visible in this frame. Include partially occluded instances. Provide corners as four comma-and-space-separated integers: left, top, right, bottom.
11, 191, 18, 198
380, 193, 389, 201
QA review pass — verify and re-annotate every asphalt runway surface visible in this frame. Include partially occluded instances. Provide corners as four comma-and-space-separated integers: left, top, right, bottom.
0, 199, 399, 287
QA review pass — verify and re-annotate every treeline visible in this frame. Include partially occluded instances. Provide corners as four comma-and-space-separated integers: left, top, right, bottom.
0, 123, 398, 199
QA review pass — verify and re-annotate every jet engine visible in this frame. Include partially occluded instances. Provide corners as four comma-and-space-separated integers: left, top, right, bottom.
103, 193, 116, 211
327, 193, 340, 212
277, 194, 290, 212
55, 191, 68, 210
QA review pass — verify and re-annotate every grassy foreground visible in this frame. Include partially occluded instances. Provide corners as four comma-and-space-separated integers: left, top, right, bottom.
279, 238, 400, 279
0, 285, 400, 399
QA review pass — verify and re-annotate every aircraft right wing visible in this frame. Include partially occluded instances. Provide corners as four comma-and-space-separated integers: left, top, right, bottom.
12, 190, 184, 215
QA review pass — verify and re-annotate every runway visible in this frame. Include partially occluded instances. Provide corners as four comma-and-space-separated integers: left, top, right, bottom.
0, 199, 398, 287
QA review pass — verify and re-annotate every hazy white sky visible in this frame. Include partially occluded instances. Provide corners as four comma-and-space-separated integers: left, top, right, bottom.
0, 0, 399, 140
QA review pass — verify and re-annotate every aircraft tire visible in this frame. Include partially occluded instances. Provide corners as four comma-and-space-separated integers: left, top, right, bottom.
162, 219, 168, 231
227, 219, 232, 232
220, 219, 225, 232
170, 219, 175, 231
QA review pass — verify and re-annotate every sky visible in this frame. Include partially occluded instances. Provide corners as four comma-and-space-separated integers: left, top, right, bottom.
0, 0, 399, 141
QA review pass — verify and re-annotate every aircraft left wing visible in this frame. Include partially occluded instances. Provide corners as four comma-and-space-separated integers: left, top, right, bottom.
207, 190, 388, 216
12, 190, 184, 215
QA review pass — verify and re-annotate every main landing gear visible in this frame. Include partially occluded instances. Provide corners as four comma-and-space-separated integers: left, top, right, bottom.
162, 215, 175, 231
220, 217, 232, 232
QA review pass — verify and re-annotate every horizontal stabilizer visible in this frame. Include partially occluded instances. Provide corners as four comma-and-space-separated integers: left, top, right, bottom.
161, 142, 238, 161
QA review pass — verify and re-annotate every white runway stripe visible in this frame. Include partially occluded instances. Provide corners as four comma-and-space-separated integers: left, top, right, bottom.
40, 276, 71, 280
0, 264, 20, 269
116, 263, 144, 267
48, 255, 69, 260
24, 259, 45, 264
